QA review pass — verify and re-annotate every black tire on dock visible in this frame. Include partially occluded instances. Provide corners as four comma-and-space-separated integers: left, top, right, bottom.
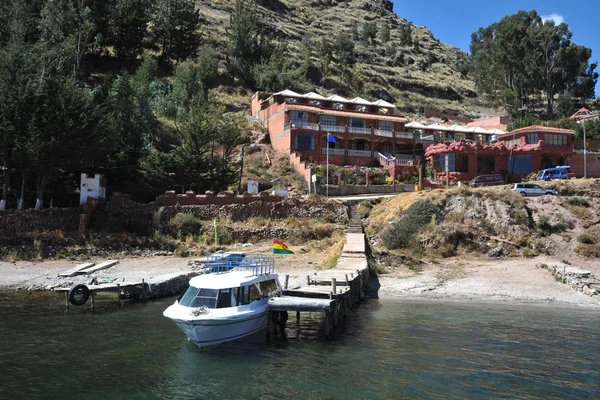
68, 284, 90, 306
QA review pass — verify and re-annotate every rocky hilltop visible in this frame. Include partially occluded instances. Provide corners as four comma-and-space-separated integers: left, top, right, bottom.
201, 0, 486, 115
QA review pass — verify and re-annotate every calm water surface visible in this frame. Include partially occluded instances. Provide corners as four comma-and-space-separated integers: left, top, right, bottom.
0, 291, 599, 399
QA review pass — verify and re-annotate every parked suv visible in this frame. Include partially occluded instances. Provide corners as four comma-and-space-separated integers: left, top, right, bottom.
536, 166, 575, 181
469, 174, 505, 188
511, 183, 557, 197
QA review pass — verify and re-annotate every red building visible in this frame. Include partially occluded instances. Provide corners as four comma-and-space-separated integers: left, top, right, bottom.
425, 125, 576, 182
252, 90, 425, 179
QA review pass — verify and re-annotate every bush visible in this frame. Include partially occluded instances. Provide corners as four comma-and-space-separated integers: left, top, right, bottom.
381, 200, 439, 249
538, 215, 567, 236
577, 233, 596, 245
175, 245, 190, 257
168, 213, 202, 236
202, 225, 233, 245
567, 197, 590, 207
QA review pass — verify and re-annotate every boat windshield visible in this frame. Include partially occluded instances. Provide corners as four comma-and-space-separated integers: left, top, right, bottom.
178, 287, 218, 308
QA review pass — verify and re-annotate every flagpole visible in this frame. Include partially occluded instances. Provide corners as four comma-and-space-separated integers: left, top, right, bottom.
326, 133, 329, 197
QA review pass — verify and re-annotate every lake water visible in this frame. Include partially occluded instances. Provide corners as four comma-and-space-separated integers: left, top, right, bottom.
0, 291, 599, 399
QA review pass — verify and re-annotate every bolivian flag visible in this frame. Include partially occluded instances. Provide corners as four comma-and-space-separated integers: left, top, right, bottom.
273, 239, 294, 254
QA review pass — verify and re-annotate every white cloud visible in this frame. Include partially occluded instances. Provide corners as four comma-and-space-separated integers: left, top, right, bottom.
541, 13, 565, 25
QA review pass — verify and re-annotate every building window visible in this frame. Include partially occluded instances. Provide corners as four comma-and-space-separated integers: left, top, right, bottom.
526, 133, 538, 144
438, 153, 468, 172
381, 142, 393, 154
294, 133, 315, 151
545, 134, 568, 146
505, 138, 520, 146
540, 154, 564, 169
290, 111, 308, 124
508, 155, 533, 175
351, 118, 366, 128
354, 140, 370, 151
477, 155, 495, 174
379, 121, 394, 132
320, 115, 337, 126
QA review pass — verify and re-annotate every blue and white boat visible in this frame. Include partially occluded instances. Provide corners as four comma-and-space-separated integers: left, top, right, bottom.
163, 254, 281, 347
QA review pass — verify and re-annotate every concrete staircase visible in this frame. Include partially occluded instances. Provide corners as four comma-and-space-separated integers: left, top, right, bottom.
347, 202, 364, 234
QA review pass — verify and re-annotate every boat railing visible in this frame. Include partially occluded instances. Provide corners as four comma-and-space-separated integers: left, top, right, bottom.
204, 253, 275, 275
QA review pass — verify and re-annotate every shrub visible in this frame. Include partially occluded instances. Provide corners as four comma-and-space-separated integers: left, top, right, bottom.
567, 197, 590, 207
577, 233, 596, 245
175, 245, 190, 257
381, 200, 439, 249
202, 225, 233, 245
538, 215, 567, 236
168, 213, 202, 236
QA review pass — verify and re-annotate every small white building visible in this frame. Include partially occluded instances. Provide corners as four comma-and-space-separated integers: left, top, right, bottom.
80, 173, 106, 206
247, 179, 259, 194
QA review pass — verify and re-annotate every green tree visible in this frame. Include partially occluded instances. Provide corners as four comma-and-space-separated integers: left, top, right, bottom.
361, 22, 377, 45
152, 0, 201, 62
27, 76, 105, 209
400, 24, 412, 46
316, 39, 333, 79
171, 49, 219, 118
333, 34, 356, 81
471, 10, 597, 116
40, 0, 95, 77
106, 0, 149, 58
379, 22, 390, 44
228, 0, 261, 84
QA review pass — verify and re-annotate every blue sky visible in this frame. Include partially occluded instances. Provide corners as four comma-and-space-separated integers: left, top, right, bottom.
391, 0, 599, 96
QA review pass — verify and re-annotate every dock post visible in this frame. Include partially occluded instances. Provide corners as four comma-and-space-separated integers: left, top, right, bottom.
324, 311, 331, 337
331, 278, 337, 296
296, 311, 300, 325
345, 274, 349, 286
333, 304, 339, 327
266, 311, 272, 340
307, 275, 311, 286
117, 284, 122, 307
284, 274, 289, 289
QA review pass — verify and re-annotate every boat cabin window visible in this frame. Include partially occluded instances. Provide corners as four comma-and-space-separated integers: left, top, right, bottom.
259, 279, 280, 297
178, 287, 218, 308
217, 288, 238, 308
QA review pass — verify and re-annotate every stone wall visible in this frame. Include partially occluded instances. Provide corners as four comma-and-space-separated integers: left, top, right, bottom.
154, 190, 282, 206
0, 208, 80, 244
315, 184, 414, 196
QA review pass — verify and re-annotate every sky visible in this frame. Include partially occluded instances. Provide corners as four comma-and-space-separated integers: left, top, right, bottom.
391, 0, 600, 97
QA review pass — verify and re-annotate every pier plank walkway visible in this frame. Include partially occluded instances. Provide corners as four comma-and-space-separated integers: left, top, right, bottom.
267, 202, 370, 338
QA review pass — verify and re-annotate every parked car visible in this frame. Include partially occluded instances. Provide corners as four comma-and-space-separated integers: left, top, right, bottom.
469, 174, 505, 188
511, 183, 557, 197
536, 166, 575, 181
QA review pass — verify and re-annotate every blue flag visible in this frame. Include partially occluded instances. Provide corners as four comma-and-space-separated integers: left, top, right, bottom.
327, 134, 337, 143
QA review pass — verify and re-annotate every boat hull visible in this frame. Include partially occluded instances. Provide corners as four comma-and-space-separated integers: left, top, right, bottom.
172, 311, 269, 347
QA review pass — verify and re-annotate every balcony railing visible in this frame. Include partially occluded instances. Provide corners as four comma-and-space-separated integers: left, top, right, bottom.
395, 132, 414, 140
321, 124, 346, 133
348, 127, 371, 135
291, 122, 319, 130
417, 133, 435, 142
374, 129, 393, 138
347, 149, 373, 157
321, 148, 346, 156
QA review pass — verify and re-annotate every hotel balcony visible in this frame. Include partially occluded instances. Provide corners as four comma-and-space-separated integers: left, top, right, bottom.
321, 148, 346, 156
374, 129, 394, 138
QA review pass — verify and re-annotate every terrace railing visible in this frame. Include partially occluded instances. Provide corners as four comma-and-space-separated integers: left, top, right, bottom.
348, 127, 371, 135
204, 253, 275, 276
347, 149, 373, 158
374, 129, 394, 138
321, 148, 346, 156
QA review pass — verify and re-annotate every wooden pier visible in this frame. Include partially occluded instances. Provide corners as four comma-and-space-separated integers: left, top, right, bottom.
267, 202, 370, 339
56, 271, 198, 310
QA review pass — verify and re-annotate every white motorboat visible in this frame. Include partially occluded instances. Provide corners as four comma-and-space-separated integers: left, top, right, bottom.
163, 254, 281, 347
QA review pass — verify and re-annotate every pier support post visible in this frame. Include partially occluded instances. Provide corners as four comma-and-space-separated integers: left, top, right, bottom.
284, 274, 289, 289
331, 278, 337, 296
307, 275, 311, 286
117, 284, 122, 307
324, 311, 331, 338
65, 292, 70, 311
296, 311, 300, 325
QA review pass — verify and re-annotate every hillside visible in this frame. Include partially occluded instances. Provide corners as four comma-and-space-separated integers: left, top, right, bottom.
200, 0, 490, 116
364, 180, 600, 267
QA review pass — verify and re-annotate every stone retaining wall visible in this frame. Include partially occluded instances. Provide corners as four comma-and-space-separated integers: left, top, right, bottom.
315, 184, 414, 196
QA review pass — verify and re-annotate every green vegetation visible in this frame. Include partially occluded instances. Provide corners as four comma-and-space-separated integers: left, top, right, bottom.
382, 200, 439, 249
577, 233, 596, 245
471, 10, 598, 117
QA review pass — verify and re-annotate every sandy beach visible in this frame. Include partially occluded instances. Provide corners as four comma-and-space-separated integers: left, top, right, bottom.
1, 251, 598, 308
